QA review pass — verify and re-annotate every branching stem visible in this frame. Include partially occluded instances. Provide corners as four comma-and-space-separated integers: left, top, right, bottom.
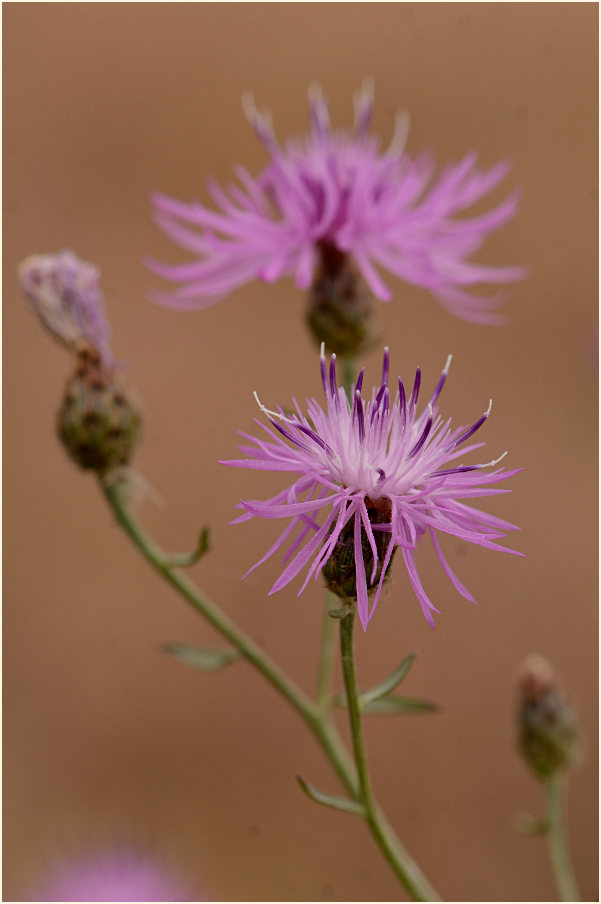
101, 476, 439, 901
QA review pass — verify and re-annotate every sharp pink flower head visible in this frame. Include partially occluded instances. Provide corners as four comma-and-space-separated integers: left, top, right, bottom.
19, 249, 114, 364
222, 348, 522, 630
149, 81, 524, 323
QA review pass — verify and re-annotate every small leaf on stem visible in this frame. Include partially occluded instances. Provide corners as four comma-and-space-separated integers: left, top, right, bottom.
359, 652, 418, 707
296, 776, 364, 815
362, 695, 439, 715
162, 642, 241, 671
166, 527, 211, 568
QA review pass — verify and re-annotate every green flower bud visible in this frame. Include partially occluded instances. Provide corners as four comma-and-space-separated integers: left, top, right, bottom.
57, 344, 141, 474
517, 654, 578, 780
306, 242, 374, 358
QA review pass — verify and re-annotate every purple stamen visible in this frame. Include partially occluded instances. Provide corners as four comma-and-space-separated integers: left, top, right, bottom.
431, 464, 481, 477
382, 386, 390, 417
371, 383, 387, 423
376, 388, 390, 442
381, 347, 390, 386
355, 367, 365, 396
409, 408, 433, 457
295, 423, 331, 453
429, 359, 451, 408
329, 354, 338, 401
268, 417, 309, 451
355, 390, 365, 441
320, 344, 328, 395
453, 404, 491, 448
409, 367, 421, 410
398, 377, 406, 423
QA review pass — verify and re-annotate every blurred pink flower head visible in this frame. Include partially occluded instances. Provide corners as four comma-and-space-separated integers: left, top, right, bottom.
34, 846, 191, 902
223, 347, 522, 630
19, 249, 114, 364
149, 81, 524, 323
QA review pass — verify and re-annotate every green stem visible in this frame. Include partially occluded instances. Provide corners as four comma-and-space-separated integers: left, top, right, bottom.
339, 609, 440, 901
102, 477, 356, 797
546, 773, 580, 901
101, 476, 439, 900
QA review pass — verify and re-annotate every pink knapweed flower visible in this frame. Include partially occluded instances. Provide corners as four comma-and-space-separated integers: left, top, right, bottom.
149, 81, 524, 323
33, 847, 191, 902
19, 249, 114, 363
223, 348, 522, 630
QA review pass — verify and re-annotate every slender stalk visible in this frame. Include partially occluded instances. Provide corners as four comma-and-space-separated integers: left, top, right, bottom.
101, 476, 439, 900
339, 609, 441, 901
339, 610, 373, 801
102, 476, 356, 797
546, 773, 580, 901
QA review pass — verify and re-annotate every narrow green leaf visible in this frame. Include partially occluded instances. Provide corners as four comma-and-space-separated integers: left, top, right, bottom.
162, 642, 241, 671
296, 776, 364, 815
167, 526, 211, 568
358, 653, 419, 707
362, 695, 439, 715
334, 653, 419, 710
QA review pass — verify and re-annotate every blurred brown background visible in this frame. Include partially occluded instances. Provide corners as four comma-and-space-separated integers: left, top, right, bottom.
3, 3, 598, 901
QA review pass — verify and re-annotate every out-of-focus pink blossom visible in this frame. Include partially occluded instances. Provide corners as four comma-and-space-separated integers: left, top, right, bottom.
149, 82, 524, 324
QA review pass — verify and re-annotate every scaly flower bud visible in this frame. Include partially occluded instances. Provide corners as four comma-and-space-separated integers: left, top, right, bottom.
57, 345, 141, 473
517, 654, 578, 780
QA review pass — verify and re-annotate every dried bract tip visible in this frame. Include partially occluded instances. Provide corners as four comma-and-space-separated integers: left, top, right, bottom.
57, 345, 141, 474
517, 654, 579, 780
19, 250, 113, 364
306, 242, 374, 357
